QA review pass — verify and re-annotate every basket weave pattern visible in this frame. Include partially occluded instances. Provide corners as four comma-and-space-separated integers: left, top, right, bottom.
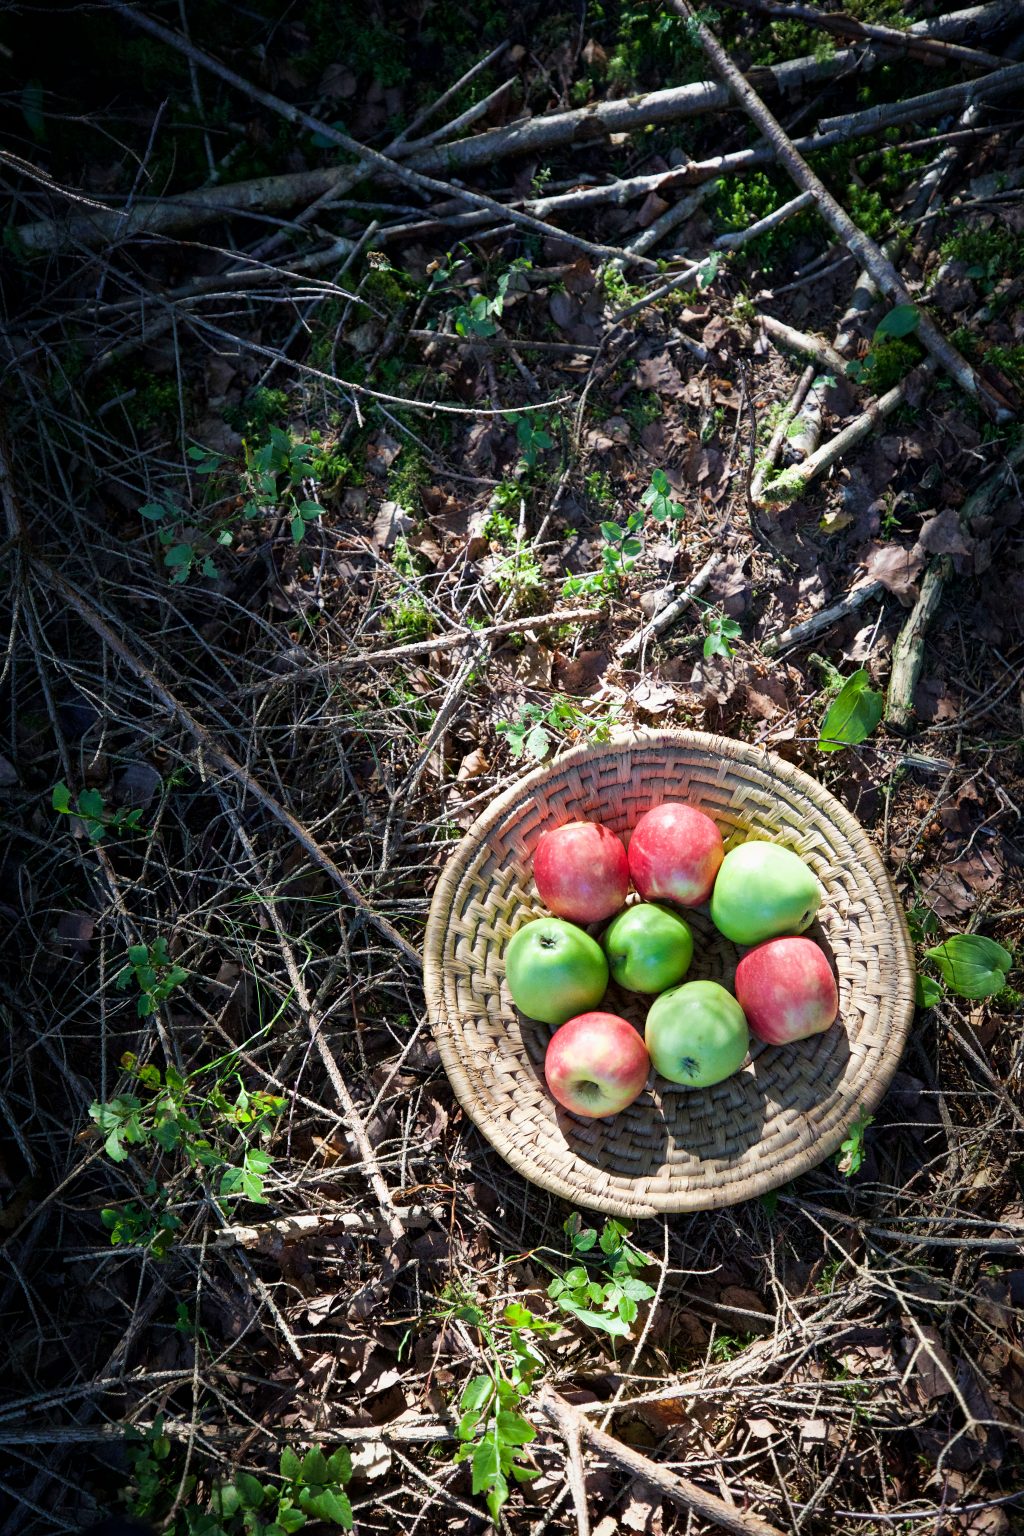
424, 731, 915, 1216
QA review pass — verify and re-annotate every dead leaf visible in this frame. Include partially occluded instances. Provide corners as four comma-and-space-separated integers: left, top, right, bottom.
514, 641, 553, 687
349, 1439, 392, 1482
553, 649, 609, 695
372, 501, 413, 550
746, 1418, 777, 1440
637, 192, 670, 228
549, 290, 576, 330
719, 1285, 769, 1315
745, 673, 788, 721
636, 352, 686, 397
621, 1481, 662, 1532
629, 677, 679, 716
858, 541, 926, 604
365, 431, 401, 477
906, 1325, 956, 1401
800, 1419, 828, 1446
456, 748, 489, 783
0, 755, 19, 787
918, 509, 973, 557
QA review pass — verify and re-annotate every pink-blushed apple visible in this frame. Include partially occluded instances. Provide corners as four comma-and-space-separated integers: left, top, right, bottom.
734, 936, 838, 1044
627, 802, 724, 908
533, 820, 629, 925
544, 1011, 650, 1118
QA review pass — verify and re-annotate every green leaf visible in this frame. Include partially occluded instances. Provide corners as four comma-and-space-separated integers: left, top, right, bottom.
276, 1506, 307, 1534
303, 1488, 352, 1527
874, 304, 919, 339
495, 1410, 536, 1446
695, 250, 720, 291
486, 1472, 510, 1523
139, 502, 169, 522
916, 974, 943, 1008
471, 1437, 501, 1495
78, 788, 105, 820
460, 1374, 493, 1415
210, 1482, 243, 1518
301, 1448, 329, 1485
524, 723, 551, 761
458, 1409, 482, 1440
163, 544, 193, 568
556, 1296, 631, 1336
924, 935, 1012, 1000
51, 782, 72, 813
325, 1446, 351, 1486
600, 521, 623, 545
818, 669, 883, 753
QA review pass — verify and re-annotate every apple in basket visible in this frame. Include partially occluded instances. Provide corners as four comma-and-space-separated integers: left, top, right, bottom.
645, 980, 749, 1088
602, 902, 693, 994
504, 917, 609, 1026
735, 936, 839, 1044
627, 803, 724, 907
545, 1011, 650, 1117
710, 840, 821, 946
533, 819, 629, 924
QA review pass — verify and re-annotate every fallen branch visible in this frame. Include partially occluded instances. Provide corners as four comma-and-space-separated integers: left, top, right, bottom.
538, 1386, 788, 1536
13, 2, 1006, 253
750, 364, 815, 503
885, 438, 1024, 726
762, 581, 885, 657
759, 361, 938, 504
214, 1204, 442, 1251
714, 0, 1012, 69
617, 553, 723, 660
667, 0, 1015, 423
818, 60, 1024, 141
757, 313, 846, 376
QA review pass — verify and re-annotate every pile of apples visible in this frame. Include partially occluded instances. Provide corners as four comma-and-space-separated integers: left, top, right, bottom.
504, 804, 839, 1119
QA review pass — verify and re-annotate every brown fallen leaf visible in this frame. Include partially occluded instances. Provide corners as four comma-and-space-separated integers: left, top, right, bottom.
636, 352, 686, 397
858, 541, 926, 604
918, 508, 973, 558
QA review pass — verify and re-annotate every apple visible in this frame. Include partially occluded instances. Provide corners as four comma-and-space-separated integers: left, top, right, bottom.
533, 820, 629, 924
544, 1011, 650, 1117
627, 802, 724, 907
602, 903, 693, 994
645, 980, 749, 1088
505, 918, 608, 1026
710, 840, 821, 946
735, 936, 838, 1044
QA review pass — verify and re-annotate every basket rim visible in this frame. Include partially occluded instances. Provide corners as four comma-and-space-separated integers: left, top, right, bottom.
424, 728, 916, 1216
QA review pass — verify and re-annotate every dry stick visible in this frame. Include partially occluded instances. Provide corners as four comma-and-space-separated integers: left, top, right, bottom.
230, 819, 407, 1246
14, 2, 1007, 255
762, 581, 885, 657
538, 1388, 788, 1536
818, 59, 1024, 140
757, 313, 846, 376
750, 364, 815, 503
30, 560, 422, 970
106, 1, 655, 272
386, 39, 510, 152
666, 0, 1015, 424
760, 359, 938, 504
617, 552, 723, 661
712, 0, 1012, 69
885, 438, 1024, 727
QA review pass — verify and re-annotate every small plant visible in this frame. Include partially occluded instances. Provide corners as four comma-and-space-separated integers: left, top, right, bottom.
492, 546, 544, 606
641, 467, 684, 522
52, 781, 146, 844
445, 1289, 552, 1523
700, 607, 742, 660
505, 411, 554, 475
123, 1417, 354, 1532
709, 1331, 751, 1363
547, 1215, 655, 1337
918, 933, 1012, 1005
836, 1105, 874, 1177
116, 938, 189, 1019
847, 306, 922, 391
91, 1051, 284, 1226
583, 469, 616, 511
562, 512, 644, 600
101, 1184, 181, 1258
496, 696, 624, 763
451, 258, 532, 338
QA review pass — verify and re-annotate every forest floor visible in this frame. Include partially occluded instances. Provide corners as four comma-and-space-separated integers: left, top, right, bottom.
1, 2, 1023, 1533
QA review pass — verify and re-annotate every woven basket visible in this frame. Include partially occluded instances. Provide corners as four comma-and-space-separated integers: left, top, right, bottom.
424, 730, 915, 1217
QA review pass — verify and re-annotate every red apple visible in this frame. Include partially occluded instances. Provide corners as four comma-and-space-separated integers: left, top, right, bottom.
544, 1011, 650, 1118
533, 820, 629, 925
628, 802, 724, 908
735, 936, 839, 1044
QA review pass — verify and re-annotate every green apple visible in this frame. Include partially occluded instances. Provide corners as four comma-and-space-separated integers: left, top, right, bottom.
710, 840, 821, 947
505, 918, 608, 1025
645, 980, 749, 1088
602, 903, 693, 994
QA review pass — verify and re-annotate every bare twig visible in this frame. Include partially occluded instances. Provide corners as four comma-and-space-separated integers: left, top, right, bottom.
538, 1387, 789, 1536
886, 438, 1024, 726
762, 582, 886, 657
617, 553, 724, 660
666, 0, 1016, 423
713, 0, 1012, 69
